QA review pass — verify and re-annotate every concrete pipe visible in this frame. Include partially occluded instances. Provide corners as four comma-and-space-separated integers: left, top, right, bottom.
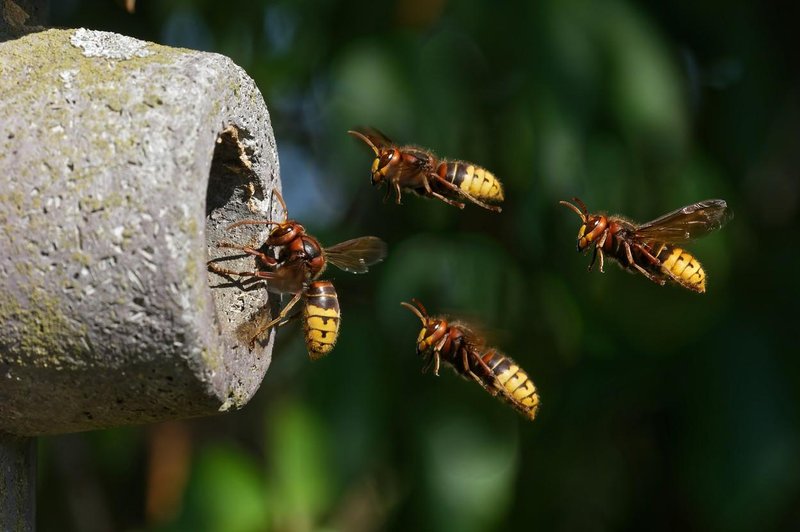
0, 28, 282, 436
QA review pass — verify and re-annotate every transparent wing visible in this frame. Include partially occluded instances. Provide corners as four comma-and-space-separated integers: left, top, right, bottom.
634, 199, 732, 242
361, 127, 395, 147
325, 236, 388, 274
349, 128, 433, 174
449, 319, 495, 350
348, 127, 395, 151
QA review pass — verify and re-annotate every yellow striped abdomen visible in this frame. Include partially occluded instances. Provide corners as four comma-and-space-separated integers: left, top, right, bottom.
303, 281, 340, 360
481, 350, 540, 421
437, 161, 504, 204
658, 246, 706, 293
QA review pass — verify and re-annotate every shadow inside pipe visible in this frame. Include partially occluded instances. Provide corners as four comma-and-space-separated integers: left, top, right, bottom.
205, 125, 262, 216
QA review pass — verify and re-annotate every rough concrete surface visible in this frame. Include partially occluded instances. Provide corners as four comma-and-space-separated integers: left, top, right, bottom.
0, 28, 282, 436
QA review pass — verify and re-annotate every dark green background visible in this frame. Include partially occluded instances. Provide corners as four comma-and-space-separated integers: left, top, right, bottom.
43, 1, 799, 530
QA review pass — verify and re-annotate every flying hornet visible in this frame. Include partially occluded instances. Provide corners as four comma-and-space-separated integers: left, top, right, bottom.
559, 198, 732, 293
208, 190, 387, 358
401, 299, 540, 422
348, 127, 504, 212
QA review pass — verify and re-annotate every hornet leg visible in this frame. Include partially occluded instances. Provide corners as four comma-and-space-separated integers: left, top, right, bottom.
249, 291, 304, 347
624, 241, 665, 285
430, 174, 498, 212
215, 241, 277, 267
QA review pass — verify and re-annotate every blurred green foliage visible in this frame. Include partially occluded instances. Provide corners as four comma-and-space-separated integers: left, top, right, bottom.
42, 0, 800, 530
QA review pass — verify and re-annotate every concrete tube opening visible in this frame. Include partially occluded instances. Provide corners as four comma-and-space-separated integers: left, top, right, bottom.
205, 125, 278, 361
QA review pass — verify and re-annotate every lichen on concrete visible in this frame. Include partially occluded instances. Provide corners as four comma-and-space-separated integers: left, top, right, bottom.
0, 285, 87, 368
70, 28, 153, 60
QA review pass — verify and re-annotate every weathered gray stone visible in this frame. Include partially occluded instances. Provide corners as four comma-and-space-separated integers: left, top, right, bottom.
0, 28, 282, 436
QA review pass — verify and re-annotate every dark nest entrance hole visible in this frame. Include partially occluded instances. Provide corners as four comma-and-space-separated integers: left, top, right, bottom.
206, 125, 262, 215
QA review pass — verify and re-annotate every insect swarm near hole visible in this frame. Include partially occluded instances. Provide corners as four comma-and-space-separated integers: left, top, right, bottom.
400, 299, 540, 422
208, 190, 387, 358
348, 127, 505, 212
559, 198, 733, 293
